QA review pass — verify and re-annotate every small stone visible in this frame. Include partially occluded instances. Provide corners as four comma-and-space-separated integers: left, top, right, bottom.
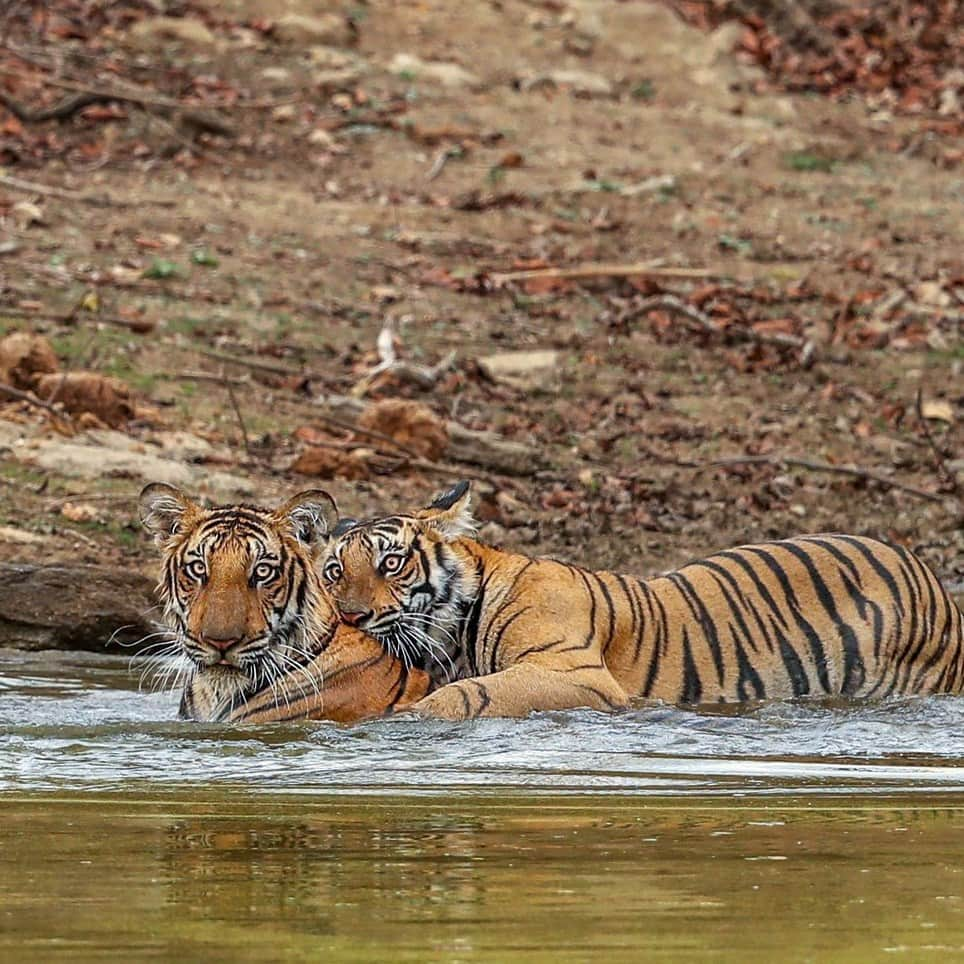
272, 104, 298, 122
261, 66, 293, 83
478, 349, 560, 390
272, 13, 350, 48
127, 16, 217, 49
388, 53, 481, 89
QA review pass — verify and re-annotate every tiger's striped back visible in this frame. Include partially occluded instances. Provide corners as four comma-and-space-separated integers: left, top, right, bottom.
323, 480, 964, 719
599, 534, 964, 704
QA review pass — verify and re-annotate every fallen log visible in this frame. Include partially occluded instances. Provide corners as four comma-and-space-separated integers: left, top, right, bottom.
0, 563, 156, 651
318, 394, 543, 477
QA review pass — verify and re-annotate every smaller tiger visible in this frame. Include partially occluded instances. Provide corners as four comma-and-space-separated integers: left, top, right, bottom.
139, 482, 430, 723
322, 482, 964, 720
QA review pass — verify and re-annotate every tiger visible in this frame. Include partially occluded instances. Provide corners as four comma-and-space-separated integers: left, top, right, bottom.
139, 482, 430, 723
321, 481, 964, 720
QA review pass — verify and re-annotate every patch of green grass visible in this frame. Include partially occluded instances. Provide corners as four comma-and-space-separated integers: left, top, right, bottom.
0, 462, 46, 486
856, 196, 878, 210
190, 248, 219, 268
631, 79, 656, 101
717, 233, 753, 256
583, 178, 622, 193
143, 258, 183, 280
926, 345, 964, 362
486, 165, 506, 186
168, 316, 205, 337
784, 152, 835, 173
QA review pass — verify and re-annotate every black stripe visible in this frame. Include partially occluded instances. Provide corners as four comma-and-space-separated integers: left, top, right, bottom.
780, 541, 865, 695
666, 570, 726, 687
742, 546, 833, 694
679, 627, 702, 704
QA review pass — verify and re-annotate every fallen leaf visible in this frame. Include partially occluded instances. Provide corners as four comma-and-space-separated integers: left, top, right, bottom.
61, 502, 99, 523
357, 400, 448, 460
33, 372, 134, 427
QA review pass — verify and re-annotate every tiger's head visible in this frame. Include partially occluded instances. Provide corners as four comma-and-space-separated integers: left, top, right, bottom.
321, 481, 478, 667
139, 482, 339, 698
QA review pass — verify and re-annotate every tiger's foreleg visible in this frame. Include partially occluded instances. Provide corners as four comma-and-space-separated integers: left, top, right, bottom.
410, 662, 630, 720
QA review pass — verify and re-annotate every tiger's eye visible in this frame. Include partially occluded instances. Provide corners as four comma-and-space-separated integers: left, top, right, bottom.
381, 553, 405, 575
185, 559, 206, 581
323, 561, 343, 583
252, 562, 278, 584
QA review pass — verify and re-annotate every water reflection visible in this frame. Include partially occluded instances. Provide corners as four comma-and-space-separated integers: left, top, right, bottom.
2, 796, 964, 960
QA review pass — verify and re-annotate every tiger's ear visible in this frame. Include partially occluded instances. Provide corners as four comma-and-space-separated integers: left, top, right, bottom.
416, 480, 476, 539
139, 482, 198, 545
273, 489, 338, 549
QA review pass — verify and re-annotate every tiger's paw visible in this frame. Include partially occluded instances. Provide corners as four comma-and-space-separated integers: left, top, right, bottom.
411, 687, 474, 721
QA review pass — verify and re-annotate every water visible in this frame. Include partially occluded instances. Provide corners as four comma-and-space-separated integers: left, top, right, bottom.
3, 648, 964, 960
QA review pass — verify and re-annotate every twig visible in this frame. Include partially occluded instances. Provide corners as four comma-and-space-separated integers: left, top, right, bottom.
223, 374, 252, 457
0, 381, 71, 422
915, 388, 959, 494
155, 370, 249, 386
0, 74, 236, 138
629, 293, 815, 361
0, 304, 156, 333
426, 146, 460, 181
198, 348, 317, 380
706, 454, 947, 505
311, 409, 424, 461
351, 320, 457, 396
490, 262, 719, 285
0, 173, 174, 208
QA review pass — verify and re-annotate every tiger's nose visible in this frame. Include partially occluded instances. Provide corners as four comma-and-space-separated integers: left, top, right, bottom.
340, 609, 372, 628
202, 634, 242, 652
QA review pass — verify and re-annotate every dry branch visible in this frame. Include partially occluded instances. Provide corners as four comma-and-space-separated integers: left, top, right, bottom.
0, 381, 71, 422
0, 173, 174, 208
491, 262, 718, 286
351, 321, 457, 397
706, 454, 946, 504
0, 75, 236, 138
318, 394, 543, 476
0, 304, 156, 333
630, 293, 815, 362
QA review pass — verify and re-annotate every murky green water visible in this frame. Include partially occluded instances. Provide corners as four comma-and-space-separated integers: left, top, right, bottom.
3, 649, 964, 960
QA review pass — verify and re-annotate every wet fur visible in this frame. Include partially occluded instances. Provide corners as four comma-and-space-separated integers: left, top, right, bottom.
140, 483, 430, 723
323, 484, 964, 720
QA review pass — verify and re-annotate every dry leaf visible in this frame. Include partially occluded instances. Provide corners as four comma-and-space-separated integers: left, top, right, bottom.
61, 502, 99, 523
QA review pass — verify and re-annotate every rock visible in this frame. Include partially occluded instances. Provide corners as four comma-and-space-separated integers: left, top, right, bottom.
0, 563, 157, 651
357, 399, 449, 460
388, 53, 481, 89
127, 16, 217, 49
307, 45, 364, 69
33, 372, 134, 428
478, 349, 560, 390
272, 13, 350, 48
0, 331, 59, 390
920, 399, 955, 423
9, 426, 255, 498
0, 525, 48, 546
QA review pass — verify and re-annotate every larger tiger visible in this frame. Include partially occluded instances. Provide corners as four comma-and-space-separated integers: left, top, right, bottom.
139, 482, 430, 723
321, 481, 964, 720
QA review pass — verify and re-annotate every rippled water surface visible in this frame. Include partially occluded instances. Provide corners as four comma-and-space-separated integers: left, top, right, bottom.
3, 649, 964, 960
